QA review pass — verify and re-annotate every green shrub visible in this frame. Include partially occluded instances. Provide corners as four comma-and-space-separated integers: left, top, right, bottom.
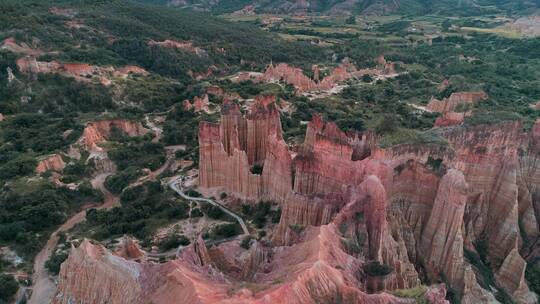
45, 250, 68, 275
201, 204, 227, 220
211, 223, 240, 239
0, 274, 18, 302
364, 261, 393, 277
392, 285, 427, 299
240, 235, 253, 249
190, 208, 203, 218
289, 224, 304, 234
159, 234, 190, 251
104, 167, 143, 194
525, 262, 540, 297
250, 164, 264, 175
379, 129, 447, 148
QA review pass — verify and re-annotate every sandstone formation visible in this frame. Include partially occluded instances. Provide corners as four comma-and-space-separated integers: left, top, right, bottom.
80, 119, 149, 151
420, 170, 469, 292
197, 104, 539, 303
54, 104, 540, 303
54, 227, 446, 304
115, 237, 146, 261
36, 154, 66, 174
148, 39, 207, 56
426, 91, 488, 113
184, 94, 211, 113
234, 58, 397, 93
434, 111, 470, 127
16, 56, 148, 85
0, 38, 42, 56
54, 240, 143, 304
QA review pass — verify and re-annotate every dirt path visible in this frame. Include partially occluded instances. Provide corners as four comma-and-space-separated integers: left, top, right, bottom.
28, 172, 119, 304
145, 115, 163, 143
168, 176, 250, 235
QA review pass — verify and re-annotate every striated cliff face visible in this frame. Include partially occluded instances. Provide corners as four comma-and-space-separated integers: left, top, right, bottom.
36, 154, 65, 174
54, 109, 540, 303
238, 59, 395, 93
54, 226, 447, 304
54, 240, 143, 304
420, 170, 469, 291
197, 108, 539, 303
15, 55, 148, 85
80, 119, 149, 151
434, 111, 470, 127
198, 98, 291, 201
426, 91, 488, 113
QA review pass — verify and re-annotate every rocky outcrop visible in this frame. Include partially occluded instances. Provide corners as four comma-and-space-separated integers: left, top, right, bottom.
198, 98, 290, 201
434, 111, 470, 127
148, 40, 207, 56
0, 38, 42, 56
55, 224, 443, 304
16, 56, 147, 85
55, 110, 540, 303
184, 94, 210, 113
197, 107, 540, 302
246, 59, 395, 93
54, 240, 143, 304
273, 192, 342, 245
426, 91, 487, 113
36, 154, 65, 174
81, 119, 148, 151
115, 237, 146, 260
495, 248, 537, 303
420, 170, 468, 290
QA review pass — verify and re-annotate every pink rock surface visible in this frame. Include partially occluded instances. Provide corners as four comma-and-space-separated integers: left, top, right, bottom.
36, 154, 66, 174
81, 119, 148, 151
426, 91, 488, 113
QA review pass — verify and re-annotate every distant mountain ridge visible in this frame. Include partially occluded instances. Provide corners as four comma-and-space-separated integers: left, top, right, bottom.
159, 0, 540, 16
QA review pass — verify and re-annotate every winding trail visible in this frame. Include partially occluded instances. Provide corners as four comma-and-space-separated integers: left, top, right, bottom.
28, 173, 119, 304
145, 115, 163, 143
168, 176, 249, 236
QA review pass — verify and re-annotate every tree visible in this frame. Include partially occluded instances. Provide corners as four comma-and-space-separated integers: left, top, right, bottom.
0, 274, 18, 302
345, 16, 356, 25
375, 114, 398, 135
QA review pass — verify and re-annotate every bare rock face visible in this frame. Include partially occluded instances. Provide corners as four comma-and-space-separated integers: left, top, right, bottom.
15, 56, 147, 85
184, 94, 211, 113
434, 111, 469, 127
55, 110, 540, 303
421, 169, 468, 290
495, 248, 537, 303
461, 265, 498, 304
115, 237, 146, 261
426, 91, 488, 113
148, 39, 207, 56
55, 229, 436, 304
54, 240, 143, 304
36, 154, 65, 174
198, 97, 290, 201
273, 192, 342, 245
257, 59, 393, 93
80, 119, 148, 151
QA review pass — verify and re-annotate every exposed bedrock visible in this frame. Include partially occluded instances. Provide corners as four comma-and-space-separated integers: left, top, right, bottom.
80, 119, 149, 151
420, 170, 468, 291
198, 105, 539, 302
53, 106, 540, 303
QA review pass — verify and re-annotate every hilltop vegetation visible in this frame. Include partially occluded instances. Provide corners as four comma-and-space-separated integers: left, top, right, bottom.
159, 0, 540, 16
